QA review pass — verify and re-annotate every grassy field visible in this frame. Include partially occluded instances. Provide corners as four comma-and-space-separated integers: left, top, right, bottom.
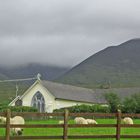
0, 118, 140, 140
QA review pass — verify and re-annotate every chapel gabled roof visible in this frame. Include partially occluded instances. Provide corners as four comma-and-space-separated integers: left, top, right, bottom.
41, 80, 106, 104
41, 80, 140, 103
9, 79, 140, 106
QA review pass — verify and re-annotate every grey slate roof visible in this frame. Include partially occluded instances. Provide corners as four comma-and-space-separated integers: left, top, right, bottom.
9, 80, 140, 105
41, 80, 106, 104
41, 80, 140, 104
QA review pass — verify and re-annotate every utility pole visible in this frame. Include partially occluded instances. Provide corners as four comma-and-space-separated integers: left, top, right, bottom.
15, 83, 19, 97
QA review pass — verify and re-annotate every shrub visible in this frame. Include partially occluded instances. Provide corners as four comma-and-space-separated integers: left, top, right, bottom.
90, 104, 110, 113
122, 93, 140, 113
54, 104, 110, 113
0, 105, 38, 112
105, 93, 120, 113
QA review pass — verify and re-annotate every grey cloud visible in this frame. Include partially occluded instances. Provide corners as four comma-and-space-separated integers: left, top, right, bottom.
0, 0, 140, 67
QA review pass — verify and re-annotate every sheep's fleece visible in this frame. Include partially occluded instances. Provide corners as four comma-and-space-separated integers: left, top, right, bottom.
86, 119, 98, 124
74, 117, 88, 124
0, 116, 25, 135
11, 116, 25, 136
123, 117, 133, 124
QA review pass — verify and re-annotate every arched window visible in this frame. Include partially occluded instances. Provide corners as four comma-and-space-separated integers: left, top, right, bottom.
31, 92, 45, 112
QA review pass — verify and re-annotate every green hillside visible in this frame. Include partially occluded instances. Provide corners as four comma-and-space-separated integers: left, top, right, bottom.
0, 81, 34, 104
0, 64, 68, 104
56, 39, 140, 88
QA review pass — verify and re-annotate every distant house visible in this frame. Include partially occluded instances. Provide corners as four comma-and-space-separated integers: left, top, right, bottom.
9, 79, 140, 112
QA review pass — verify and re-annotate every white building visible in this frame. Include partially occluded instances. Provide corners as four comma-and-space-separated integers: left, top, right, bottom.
9, 79, 106, 112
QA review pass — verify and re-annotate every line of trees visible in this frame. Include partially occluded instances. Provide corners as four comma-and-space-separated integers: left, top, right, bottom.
105, 92, 140, 113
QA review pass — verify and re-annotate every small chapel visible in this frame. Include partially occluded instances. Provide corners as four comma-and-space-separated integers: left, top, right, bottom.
9, 76, 106, 112
9, 74, 140, 113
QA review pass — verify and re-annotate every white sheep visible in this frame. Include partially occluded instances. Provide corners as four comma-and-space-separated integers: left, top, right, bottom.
59, 120, 64, 124
122, 117, 133, 124
10, 116, 25, 136
0, 116, 14, 123
0, 116, 25, 135
11, 128, 23, 136
12, 116, 25, 125
86, 119, 98, 124
74, 117, 88, 124
0, 116, 6, 123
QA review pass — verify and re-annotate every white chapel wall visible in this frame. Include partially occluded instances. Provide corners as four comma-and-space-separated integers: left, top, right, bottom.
21, 83, 55, 112
54, 99, 92, 110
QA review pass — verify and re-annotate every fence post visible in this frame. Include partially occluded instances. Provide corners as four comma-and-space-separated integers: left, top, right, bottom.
63, 109, 69, 140
5, 109, 11, 140
116, 110, 121, 140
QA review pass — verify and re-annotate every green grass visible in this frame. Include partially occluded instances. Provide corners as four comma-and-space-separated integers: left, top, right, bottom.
0, 118, 140, 140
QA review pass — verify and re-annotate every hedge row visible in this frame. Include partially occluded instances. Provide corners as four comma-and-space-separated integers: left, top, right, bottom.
0, 105, 38, 112
54, 104, 110, 113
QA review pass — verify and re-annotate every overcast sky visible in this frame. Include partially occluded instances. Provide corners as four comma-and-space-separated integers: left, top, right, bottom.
0, 0, 140, 68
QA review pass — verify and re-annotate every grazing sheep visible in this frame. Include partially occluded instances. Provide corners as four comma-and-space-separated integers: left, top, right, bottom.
123, 117, 133, 124
11, 127, 23, 136
74, 117, 88, 124
86, 119, 98, 124
59, 120, 64, 124
0, 116, 25, 135
10, 116, 25, 136
0, 116, 14, 123
0, 116, 6, 123
12, 116, 25, 125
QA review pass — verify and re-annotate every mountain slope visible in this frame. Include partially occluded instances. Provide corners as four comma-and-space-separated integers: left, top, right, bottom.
56, 39, 140, 88
0, 63, 69, 80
